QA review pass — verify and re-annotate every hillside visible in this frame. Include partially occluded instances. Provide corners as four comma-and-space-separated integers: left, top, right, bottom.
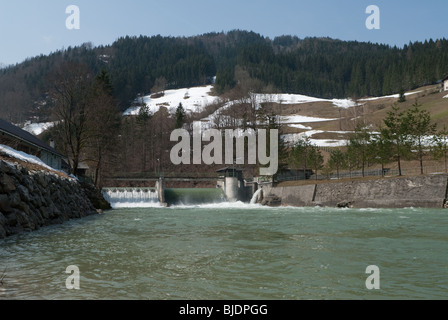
12, 78, 447, 187
1, 30, 448, 125
21, 82, 447, 148
118, 83, 445, 148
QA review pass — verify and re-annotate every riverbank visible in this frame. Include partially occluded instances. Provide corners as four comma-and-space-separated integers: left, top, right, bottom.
261, 174, 448, 209
0, 159, 99, 239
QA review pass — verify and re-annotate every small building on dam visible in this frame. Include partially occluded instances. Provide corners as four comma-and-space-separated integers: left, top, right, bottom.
216, 167, 253, 203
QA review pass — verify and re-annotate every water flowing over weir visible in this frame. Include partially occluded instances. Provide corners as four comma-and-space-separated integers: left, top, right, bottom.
164, 188, 227, 206
250, 188, 263, 205
102, 188, 160, 208
102, 187, 228, 208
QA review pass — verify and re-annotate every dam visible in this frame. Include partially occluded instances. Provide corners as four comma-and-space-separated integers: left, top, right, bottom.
102, 168, 258, 208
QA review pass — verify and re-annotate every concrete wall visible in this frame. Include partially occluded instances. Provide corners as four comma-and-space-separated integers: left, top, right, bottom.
225, 177, 239, 202
262, 175, 448, 209
263, 184, 316, 207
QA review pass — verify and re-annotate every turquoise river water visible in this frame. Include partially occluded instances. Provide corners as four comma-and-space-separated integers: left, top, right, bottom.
1, 203, 448, 300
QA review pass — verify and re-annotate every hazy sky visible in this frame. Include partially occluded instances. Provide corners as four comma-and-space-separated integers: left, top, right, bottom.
0, 0, 447, 66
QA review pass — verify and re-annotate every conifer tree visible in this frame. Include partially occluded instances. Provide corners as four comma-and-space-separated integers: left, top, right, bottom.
328, 149, 347, 179
381, 104, 413, 176
347, 125, 373, 177
308, 146, 324, 180
175, 103, 186, 129
433, 125, 448, 173
406, 102, 437, 175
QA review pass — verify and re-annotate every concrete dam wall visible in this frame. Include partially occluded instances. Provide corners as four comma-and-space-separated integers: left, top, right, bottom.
262, 174, 448, 209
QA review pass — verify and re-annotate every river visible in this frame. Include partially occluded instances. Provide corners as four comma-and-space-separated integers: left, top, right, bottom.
1, 203, 447, 300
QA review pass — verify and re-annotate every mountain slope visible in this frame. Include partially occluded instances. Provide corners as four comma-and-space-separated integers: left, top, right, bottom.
117, 83, 443, 148
1, 31, 448, 124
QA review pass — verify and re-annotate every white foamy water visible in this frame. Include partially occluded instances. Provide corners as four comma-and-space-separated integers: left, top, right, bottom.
102, 188, 160, 209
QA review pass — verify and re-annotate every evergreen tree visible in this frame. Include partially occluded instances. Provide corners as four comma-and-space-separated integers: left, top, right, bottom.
433, 125, 448, 173
347, 125, 373, 177
175, 103, 186, 129
371, 133, 393, 177
381, 104, 413, 176
328, 149, 347, 179
406, 102, 437, 174
290, 137, 313, 171
308, 146, 324, 180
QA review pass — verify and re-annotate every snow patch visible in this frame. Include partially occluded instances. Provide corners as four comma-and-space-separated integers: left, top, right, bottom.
123, 85, 219, 116
282, 132, 348, 148
22, 121, 57, 135
0, 144, 66, 175
281, 115, 337, 124
288, 124, 313, 130
258, 93, 328, 105
332, 99, 357, 109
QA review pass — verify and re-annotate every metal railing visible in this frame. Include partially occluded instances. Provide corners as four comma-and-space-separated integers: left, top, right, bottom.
319, 165, 448, 181
107, 172, 220, 180
277, 165, 448, 182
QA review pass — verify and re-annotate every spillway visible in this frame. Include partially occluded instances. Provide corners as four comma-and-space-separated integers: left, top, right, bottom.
102, 188, 160, 208
164, 188, 226, 206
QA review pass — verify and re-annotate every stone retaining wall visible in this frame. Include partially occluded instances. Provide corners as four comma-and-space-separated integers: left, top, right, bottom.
0, 160, 98, 239
262, 175, 448, 209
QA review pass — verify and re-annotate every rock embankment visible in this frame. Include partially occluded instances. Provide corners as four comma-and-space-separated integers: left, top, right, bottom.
0, 160, 98, 239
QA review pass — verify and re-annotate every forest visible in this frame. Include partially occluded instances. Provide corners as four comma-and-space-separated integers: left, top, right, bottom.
1, 30, 448, 123
1, 30, 448, 186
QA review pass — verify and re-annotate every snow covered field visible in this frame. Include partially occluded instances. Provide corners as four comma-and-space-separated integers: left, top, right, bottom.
123, 85, 219, 116
120, 86, 357, 147
124, 87, 358, 117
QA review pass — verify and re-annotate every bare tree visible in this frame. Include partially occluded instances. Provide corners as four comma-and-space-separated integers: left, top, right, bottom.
85, 75, 121, 187
151, 77, 168, 96
48, 62, 94, 175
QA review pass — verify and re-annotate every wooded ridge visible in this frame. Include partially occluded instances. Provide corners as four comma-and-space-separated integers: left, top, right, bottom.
1, 30, 447, 123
